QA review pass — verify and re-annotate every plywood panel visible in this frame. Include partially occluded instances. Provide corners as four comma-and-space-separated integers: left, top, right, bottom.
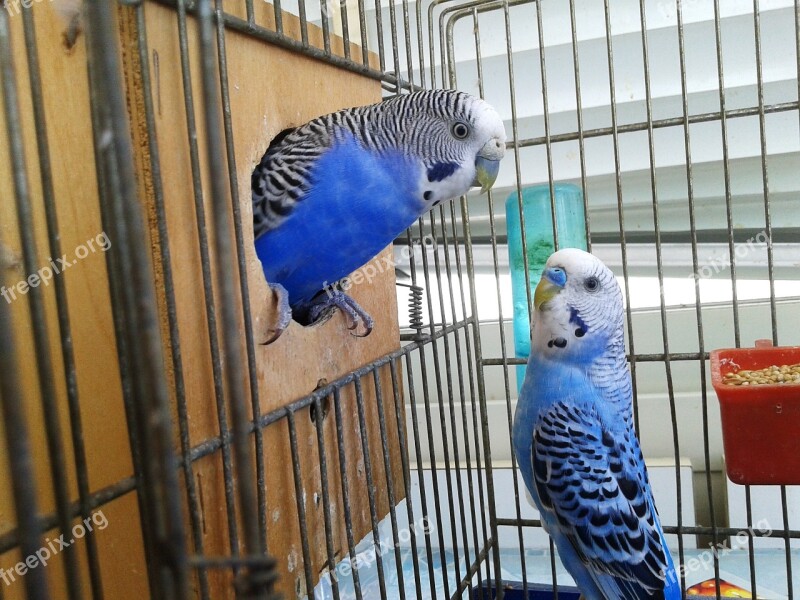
121, 4, 406, 597
0, 1, 405, 598
0, 3, 144, 598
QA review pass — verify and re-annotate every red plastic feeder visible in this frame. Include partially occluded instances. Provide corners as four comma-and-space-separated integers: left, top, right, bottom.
710, 340, 800, 485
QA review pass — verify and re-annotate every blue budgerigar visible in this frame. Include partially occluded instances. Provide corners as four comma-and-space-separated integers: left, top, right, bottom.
512, 249, 680, 599
252, 89, 506, 340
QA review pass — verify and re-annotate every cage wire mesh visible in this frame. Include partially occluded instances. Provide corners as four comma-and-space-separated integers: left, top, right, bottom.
0, 0, 799, 599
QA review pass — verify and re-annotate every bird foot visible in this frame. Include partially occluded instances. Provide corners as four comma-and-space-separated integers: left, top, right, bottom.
262, 282, 293, 345
306, 290, 374, 337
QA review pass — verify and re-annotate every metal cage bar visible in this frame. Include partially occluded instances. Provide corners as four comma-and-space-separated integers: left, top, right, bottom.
129, 4, 212, 596
175, 0, 243, 570
86, 2, 190, 598
0, 11, 53, 599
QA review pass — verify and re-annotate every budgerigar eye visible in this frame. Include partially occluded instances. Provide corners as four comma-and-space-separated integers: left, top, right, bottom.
451, 121, 470, 139
584, 276, 600, 292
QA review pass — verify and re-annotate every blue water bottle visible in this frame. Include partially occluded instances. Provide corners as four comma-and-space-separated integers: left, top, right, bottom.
506, 184, 587, 393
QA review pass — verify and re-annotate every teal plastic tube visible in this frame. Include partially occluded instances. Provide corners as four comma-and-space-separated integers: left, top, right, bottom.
505, 184, 587, 393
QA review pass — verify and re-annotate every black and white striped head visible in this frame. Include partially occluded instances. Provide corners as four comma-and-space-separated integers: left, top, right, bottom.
532, 249, 624, 363
375, 90, 506, 207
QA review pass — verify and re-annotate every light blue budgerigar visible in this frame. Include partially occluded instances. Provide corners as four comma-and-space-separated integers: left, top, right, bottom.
512, 249, 680, 599
252, 89, 506, 341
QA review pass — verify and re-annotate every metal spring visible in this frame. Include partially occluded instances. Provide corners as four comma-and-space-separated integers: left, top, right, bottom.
406, 284, 424, 332
396, 282, 424, 340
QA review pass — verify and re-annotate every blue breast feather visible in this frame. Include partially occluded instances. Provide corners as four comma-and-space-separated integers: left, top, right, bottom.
513, 356, 680, 599
255, 133, 425, 307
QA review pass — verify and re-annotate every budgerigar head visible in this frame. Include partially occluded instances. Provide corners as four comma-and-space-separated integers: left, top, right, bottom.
382, 90, 506, 208
531, 248, 624, 363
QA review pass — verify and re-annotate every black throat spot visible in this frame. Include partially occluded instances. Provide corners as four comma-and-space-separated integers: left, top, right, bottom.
569, 307, 588, 337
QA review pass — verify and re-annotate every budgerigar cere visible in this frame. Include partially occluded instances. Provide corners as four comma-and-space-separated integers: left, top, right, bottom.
252, 89, 506, 341
512, 249, 680, 599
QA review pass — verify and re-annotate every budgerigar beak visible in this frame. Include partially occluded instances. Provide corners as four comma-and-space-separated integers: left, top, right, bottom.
473, 135, 504, 192
534, 267, 567, 310
472, 155, 500, 192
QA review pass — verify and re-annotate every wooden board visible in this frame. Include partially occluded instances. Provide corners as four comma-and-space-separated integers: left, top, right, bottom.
0, 4, 140, 599
0, 2, 406, 598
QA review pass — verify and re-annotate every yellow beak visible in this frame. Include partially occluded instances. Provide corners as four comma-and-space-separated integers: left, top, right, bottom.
472, 156, 500, 193
534, 277, 562, 310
